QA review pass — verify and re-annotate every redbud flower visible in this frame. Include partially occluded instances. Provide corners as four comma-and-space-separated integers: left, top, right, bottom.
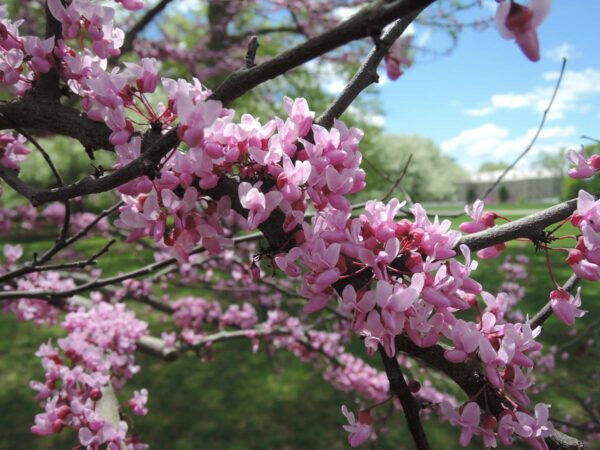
495, 0, 551, 62
549, 288, 585, 326
341, 405, 372, 447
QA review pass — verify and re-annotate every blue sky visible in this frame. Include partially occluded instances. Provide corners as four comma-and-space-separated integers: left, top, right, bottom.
373, 1, 600, 171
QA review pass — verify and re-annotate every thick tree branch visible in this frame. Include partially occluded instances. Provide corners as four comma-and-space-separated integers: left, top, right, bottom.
457, 196, 584, 252
0, 100, 113, 152
316, 11, 421, 128
210, 0, 435, 105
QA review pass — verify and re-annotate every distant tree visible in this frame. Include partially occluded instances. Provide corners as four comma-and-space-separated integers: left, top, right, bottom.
466, 185, 477, 204
364, 134, 466, 202
536, 148, 567, 177
479, 162, 510, 172
498, 185, 510, 203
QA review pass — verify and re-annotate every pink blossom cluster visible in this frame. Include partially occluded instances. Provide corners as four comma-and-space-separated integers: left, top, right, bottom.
566, 190, 600, 286
439, 401, 554, 449
0, 203, 37, 232
43, 202, 110, 235
30, 302, 148, 449
1, 244, 76, 325
113, 92, 365, 262
171, 296, 257, 345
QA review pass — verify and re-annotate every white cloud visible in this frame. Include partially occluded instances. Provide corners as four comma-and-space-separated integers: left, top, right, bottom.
333, 6, 361, 21
442, 124, 577, 162
441, 123, 509, 156
545, 42, 580, 62
305, 60, 349, 94
463, 68, 600, 120
368, 115, 385, 127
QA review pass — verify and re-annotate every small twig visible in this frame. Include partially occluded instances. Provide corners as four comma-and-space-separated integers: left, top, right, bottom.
379, 347, 431, 450
581, 135, 600, 144
0, 201, 122, 284
19, 239, 115, 273
0, 232, 262, 301
558, 316, 600, 352
382, 154, 413, 202
245, 36, 259, 68
480, 58, 567, 201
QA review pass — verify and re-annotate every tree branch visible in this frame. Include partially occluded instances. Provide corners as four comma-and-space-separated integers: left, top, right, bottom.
379, 347, 431, 450
316, 11, 421, 128
210, 0, 435, 105
393, 335, 585, 450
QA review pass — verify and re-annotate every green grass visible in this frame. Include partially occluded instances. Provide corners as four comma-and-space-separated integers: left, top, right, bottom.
0, 213, 599, 449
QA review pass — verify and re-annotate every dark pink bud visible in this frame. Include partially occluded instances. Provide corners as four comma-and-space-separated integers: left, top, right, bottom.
52, 419, 65, 434
250, 261, 261, 280
55, 405, 70, 420
566, 249, 584, 265
407, 379, 421, 393
358, 409, 373, 425
481, 413, 497, 429
481, 211, 498, 228
90, 388, 103, 401
590, 155, 600, 170
394, 219, 412, 237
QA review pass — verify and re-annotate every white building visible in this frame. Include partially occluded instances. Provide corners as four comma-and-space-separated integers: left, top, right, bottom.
457, 168, 563, 203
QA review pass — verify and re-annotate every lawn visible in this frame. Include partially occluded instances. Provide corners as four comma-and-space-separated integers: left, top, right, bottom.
0, 206, 598, 450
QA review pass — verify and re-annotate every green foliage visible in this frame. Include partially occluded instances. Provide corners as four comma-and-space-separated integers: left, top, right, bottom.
361, 134, 466, 202
536, 148, 567, 176
498, 185, 510, 203
478, 161, 509, 172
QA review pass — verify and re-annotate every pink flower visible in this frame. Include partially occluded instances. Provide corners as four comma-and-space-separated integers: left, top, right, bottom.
47, 0, 81, 40
238, 182, 283, 229
23, 36, 54, 73
444, 320, 482, 363
341, 405, 372, 447
3, 243, 23, 264
459, 200, 497, 233
384, 36, 412, 80
125, 58, 158, 93
513, 403, 554, 444
129, 388, 149, 416
550, 288, 585, 326
495, 0, 551, 62
117, 0, 145, 10
571, 190, 600, 232
439, 401, 481, 447
567, 146, 597, 179
0, 48, 23, 86
566, 248, 600, 281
